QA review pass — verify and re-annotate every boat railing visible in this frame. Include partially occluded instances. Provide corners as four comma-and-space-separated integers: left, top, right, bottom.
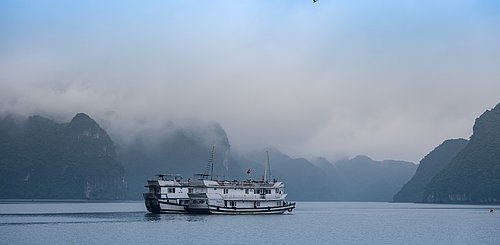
215, 180, 277, 187
219, 194, 284, 200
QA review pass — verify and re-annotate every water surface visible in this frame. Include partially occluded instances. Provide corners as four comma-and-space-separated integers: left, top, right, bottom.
1, 201, 499, 244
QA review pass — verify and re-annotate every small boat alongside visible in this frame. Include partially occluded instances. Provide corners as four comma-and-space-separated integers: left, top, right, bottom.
143, 174, 190, 213
143, 147, 295, 215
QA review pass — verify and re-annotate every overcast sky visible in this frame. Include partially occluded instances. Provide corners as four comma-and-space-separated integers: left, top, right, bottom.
1, 0, 499, 163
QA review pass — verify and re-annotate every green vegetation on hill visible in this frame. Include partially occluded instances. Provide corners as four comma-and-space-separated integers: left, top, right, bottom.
425, 103, 500, 203
393, 139, 468, 203
0, 113, 126, 199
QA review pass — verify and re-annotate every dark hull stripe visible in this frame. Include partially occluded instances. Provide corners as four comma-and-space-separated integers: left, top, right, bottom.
208, 204, 295, 214
145, 197, 295, 215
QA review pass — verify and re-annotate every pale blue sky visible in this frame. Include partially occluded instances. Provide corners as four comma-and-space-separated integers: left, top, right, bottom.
1, 0, 499, 162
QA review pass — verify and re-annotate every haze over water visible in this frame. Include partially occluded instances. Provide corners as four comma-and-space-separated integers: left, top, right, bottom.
1, 202, 499, 244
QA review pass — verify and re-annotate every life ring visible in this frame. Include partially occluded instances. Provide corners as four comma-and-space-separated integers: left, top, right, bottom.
288, 208, 293, 212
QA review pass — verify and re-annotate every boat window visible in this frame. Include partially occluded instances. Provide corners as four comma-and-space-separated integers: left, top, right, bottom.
230, 201, 236, 207
245, 189, 249, 194
254, 189, 261, 194
188, 188, 193, 193
224, 189, 229, 194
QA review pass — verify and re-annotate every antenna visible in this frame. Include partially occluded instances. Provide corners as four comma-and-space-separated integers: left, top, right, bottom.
264, 150, 270, 182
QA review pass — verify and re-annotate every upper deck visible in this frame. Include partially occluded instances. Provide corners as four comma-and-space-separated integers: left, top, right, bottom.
214, 180, 282, 188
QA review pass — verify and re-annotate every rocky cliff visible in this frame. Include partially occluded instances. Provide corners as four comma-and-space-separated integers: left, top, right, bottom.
0, 113, 126, 199
393, 139, 468, 202
424, 103, 500, 203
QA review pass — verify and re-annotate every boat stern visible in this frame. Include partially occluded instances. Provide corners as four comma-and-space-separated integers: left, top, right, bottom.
143, 192, 161, 213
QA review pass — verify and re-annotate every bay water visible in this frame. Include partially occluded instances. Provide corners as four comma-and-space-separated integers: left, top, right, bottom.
1, 201, 499, 244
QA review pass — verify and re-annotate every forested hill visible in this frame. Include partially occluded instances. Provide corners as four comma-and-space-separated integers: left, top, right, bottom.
0, 113, 126, 199
424, 103, 500, 203
393, 138, 468, 203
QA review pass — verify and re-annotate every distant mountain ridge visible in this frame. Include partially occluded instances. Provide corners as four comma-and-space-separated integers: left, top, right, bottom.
241, 148, 336, 200
239, 150, 416, 201
329, 155, 416, 201
0, 113, 418, 201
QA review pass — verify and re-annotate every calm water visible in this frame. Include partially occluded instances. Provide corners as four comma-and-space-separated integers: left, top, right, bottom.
0, 201, 499, 244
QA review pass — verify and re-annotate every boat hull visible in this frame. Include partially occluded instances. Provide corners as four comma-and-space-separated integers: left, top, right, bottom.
157, 200, 187, 214
144, 198, 161, 213
208, 203, 296, 215
144, 193, 187, 214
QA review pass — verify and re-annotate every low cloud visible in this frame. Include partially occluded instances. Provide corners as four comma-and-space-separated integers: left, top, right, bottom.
1, 0, 499, 162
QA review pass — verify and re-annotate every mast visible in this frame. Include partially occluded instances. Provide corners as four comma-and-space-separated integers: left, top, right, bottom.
197, 145, 216, 180
264, 150, 270, 182
206, 145, 215, 180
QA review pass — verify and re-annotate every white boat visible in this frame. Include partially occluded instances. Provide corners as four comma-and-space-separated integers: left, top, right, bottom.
143, 174, 190, 213
185, 179, 295, 214
185, 149, 295, 214
143, 147, 295, 214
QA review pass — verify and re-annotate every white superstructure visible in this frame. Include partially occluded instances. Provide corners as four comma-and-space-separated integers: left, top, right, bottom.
186, 179, 295, 214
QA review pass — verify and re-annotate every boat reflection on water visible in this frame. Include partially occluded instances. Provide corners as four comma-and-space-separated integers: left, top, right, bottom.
143, 212, 207, 222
